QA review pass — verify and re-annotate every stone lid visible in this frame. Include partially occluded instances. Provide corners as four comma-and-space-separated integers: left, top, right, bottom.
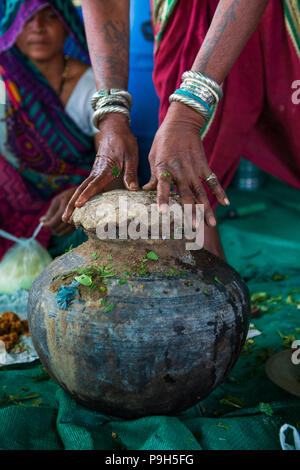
71, 189, 182, 236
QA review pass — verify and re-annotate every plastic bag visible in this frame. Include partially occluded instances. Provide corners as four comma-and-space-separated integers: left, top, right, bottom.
280, 424, 300, 450
0, 224, 52, 294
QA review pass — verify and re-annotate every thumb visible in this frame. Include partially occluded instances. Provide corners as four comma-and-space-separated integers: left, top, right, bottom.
43, 197, 60, 224
143, 175, 158, 191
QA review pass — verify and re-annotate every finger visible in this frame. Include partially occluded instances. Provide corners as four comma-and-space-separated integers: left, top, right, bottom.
52, 222, 67, 236
191, 179, 216, 227
156, 173, 172, 213
142, 175, 158, 191
54, 224, 75, 237
62, 177, 94, 222
123, 154, 139, 191
43, 206, 64, 230
202, 169, 230, 206
176, 181, 199, 229
43, 197, 60, 224
74, 163, 119, 207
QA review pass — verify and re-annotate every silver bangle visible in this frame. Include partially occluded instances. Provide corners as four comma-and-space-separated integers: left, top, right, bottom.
92, 94, 130, 110
91, 89, 133, 111
182, 79, 219, 105
169, 93, 211, 121
92, 105, 130, 128
182, 71, 223, 101
181, 84, 215, 107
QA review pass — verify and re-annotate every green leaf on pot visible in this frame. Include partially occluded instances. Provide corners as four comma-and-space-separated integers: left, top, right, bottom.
104, 303, 115, 313
214, 276, 224, 285
147, 251, 159, 260
74, 274, 93, 286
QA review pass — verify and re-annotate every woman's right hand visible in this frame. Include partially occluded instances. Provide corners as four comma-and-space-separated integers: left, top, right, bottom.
62, 114, 139, 222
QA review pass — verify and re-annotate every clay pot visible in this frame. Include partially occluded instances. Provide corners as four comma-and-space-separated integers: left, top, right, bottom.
28, 190, 250, 419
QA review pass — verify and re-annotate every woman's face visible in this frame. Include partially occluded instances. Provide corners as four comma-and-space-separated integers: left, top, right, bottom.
15, 6, 67, 62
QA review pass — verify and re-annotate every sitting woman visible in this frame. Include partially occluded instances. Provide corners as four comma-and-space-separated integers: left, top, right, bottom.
0, 0, 103, 259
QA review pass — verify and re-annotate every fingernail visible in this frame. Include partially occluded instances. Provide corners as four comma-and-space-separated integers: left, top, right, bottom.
158, 204, 168, 214
224, 198, 230, 206
209, 217, 217, 226
129, 182, 139, 190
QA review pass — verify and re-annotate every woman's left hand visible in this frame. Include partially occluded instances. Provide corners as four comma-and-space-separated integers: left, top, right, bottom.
143, 102, 230, 227
41, 187, 77, 236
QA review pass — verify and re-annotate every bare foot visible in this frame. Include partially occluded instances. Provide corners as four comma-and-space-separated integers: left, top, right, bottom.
204, 223, 226, 261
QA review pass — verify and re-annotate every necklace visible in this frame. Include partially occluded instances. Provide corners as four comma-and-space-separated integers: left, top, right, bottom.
58, 55, 70, 96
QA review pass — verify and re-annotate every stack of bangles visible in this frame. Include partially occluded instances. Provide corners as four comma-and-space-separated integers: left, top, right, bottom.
91, 89, 133, 127
169, 70, 223, 122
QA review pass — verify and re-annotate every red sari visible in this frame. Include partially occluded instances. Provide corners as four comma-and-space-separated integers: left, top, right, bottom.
152, 0, 300, 209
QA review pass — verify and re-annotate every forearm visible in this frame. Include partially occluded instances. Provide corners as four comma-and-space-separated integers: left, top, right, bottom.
192, 0, 270, 83
82, 0, 130, 89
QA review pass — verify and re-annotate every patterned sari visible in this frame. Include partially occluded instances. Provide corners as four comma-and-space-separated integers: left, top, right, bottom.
151, 0, 300, 209
0, 0, 94, 258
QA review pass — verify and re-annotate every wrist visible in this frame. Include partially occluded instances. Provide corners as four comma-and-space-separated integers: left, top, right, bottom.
166, 102, 206, 130
97, 112, 130, 130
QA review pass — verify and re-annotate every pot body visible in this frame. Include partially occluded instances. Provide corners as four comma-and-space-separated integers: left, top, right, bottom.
28, 238, 250, 419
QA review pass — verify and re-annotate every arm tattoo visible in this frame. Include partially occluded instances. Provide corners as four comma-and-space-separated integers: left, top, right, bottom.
94, 20, 129, 88
197, 0, 241, 73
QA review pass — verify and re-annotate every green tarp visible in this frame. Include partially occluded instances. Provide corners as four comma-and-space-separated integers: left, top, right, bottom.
0, 175, 299, 450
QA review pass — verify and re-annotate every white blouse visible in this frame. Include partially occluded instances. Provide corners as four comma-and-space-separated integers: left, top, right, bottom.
0, 67, 98, 163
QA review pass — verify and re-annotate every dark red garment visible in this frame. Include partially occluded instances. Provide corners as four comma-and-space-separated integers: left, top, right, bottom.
0, 156, 51, 259
153, 0, 300, 209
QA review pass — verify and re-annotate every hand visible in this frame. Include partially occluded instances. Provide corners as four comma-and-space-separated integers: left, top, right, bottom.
41, 187, 77, 236
143, 102, 230, 227
62, 114, 139, 222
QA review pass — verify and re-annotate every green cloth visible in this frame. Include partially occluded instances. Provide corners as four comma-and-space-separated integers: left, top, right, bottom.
0, 176, 299, 450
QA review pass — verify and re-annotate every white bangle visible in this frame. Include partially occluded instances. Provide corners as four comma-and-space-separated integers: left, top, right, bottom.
92, 105, 130, 128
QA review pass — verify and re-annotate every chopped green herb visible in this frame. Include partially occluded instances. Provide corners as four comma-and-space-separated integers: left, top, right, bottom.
272, 273, 290, 281
217, 422, 229, 431
147, 251, 159, 260
31, 398, 42, 407
255, 348, 275, 365
214, 276, 223, 285
286, 295, 297, 306
251, 292, 267, 303
111, 166, 120, 177
278, 331, 296, 348
226, 376, 240, 384
258, 402, 274, 417
103, 303, 115, 313
32, 367, 50, 382
219, 396, 244, 409
99, 286, 106, 292
118, 279, 127, 285
75, 274, 93, 286
101, 297, 107, 307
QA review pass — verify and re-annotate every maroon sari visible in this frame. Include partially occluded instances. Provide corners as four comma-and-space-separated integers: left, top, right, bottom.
152, 0, 300, 209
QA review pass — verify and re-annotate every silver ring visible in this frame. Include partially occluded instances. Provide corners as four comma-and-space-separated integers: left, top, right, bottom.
205, 172, 218, 184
